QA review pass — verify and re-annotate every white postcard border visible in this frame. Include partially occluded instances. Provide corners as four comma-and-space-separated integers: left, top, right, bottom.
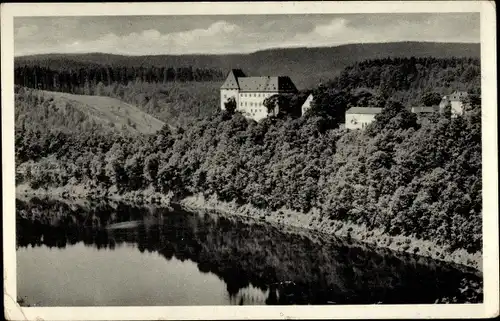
2, 1, 498, 320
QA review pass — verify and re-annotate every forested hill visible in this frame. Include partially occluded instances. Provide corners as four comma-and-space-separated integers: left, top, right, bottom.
16, 101, 483, 258
15, 42, 480, 89
15, 87, 165, 135
310, 56, 481, 117
15, 48, 483, 266
14, 56, 481, 129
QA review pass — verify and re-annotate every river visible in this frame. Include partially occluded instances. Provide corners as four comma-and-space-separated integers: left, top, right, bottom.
16, 197, 482, 306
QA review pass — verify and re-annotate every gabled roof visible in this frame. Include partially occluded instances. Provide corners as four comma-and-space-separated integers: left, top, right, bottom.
221, 69, 246, 89
238, 76, 298, 92
449, 91, 468, 101
346, 107, 383, 115
300, 93, 314, 107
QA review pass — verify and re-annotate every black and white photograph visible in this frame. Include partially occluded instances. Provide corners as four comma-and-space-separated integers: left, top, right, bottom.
2, 1, 498, 320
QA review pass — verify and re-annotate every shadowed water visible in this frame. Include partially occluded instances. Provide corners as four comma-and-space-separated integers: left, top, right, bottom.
16, 197, 482, 306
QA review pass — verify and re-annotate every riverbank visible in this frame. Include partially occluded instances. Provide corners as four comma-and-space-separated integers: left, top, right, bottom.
15, 185, 482, 273
180, 194, 482, 273
15, 183, 173, 207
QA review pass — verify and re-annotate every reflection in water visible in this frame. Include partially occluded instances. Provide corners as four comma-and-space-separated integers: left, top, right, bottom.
16, 197, 482, 306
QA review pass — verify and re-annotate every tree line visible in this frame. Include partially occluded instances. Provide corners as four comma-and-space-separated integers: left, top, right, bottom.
14, 65, 225, 94
14, 55, 483, 255
321, 56, 480, 106
15, 97, 482, 253
302, 57, 481, 125
14, 57, 480, 129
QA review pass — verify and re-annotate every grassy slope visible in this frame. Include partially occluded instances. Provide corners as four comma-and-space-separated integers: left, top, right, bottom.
37, 90, 166, 134
15, 42, 480, 89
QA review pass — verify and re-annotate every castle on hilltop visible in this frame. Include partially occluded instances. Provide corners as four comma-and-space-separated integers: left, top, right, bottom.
221, 69, 472, 126
220, 69, 298, 121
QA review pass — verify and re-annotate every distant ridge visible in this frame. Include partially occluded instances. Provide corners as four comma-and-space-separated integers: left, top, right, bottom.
16, 42, 480, 89
15, 41, 480, 59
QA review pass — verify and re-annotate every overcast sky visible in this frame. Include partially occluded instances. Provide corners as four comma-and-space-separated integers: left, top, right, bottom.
14, 13, 480, 56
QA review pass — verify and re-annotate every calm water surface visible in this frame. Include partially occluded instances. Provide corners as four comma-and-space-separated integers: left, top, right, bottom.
16, 197, 481, 306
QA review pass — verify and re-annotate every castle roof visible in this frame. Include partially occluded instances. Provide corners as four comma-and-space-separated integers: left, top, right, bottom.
220, 69, 246, 89
238, 76, 297, 92
220, 70, 297, 92
346, 107, 383, 115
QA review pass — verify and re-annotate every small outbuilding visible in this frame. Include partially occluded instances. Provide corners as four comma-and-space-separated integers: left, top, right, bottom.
345, 107, 382, 129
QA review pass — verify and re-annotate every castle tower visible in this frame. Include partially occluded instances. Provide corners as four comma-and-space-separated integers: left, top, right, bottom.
220, 69, 245, 110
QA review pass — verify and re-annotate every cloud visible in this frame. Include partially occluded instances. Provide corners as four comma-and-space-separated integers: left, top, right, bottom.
14, 14, 479, 56
311, 18, 349, 37
288, 15, 479, 47
15, 25, 39, 39
17, 20, 243, 56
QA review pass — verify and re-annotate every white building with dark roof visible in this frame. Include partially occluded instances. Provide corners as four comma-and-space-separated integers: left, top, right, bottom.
439, 91, 469, 117
220, 69, 298, 121
345, 107, 383, 129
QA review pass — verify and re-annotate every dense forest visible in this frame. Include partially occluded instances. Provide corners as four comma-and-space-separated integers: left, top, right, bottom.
14, 57, 481, 129
14, 63, 223, 127
16, 41, 480, 89
310, 57, 481, 124
334, 57, 480, 92
14, 81, 220, 129
14, 65, 225, 92
15, 95, 482, 253
14, 53, 483, 259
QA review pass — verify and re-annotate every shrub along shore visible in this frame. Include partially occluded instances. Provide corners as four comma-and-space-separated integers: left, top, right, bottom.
16, 184, 482, 273
181, 194, 482, 273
